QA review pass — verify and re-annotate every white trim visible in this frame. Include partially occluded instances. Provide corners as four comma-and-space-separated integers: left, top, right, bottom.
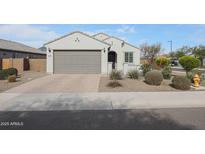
124, 52, 134, 63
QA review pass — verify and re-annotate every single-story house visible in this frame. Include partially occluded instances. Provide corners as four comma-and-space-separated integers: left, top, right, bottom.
44, 31, 140, 74
0, 39, 46, 59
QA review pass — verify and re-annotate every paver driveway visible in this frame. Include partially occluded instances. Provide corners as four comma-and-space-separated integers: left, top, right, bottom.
4, 74, 101, 93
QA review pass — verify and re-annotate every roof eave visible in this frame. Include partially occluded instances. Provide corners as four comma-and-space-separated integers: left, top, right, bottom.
0, 48, 46, 55
44, 31, 111, 47
103, 36, 140, 50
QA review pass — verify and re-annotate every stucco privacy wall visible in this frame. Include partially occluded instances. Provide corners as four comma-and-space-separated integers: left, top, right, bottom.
1, 58, 46, 72
103, 37, 140, 71
2, 58, 24, 72
45, 32, 110, 74
29, 59, 46, 72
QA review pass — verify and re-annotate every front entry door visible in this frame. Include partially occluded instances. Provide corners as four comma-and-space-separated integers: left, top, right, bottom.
112, 62, 115, 69
108, 51, 117, 70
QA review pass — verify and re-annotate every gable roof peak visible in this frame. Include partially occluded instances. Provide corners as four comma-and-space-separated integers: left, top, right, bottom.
93, 32, 110, 37
44, 31, 110, 46
103, 36, 140, 50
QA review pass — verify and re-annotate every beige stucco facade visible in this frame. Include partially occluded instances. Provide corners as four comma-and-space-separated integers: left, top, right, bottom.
45, 31, 140, 74
93, 33, 140, 74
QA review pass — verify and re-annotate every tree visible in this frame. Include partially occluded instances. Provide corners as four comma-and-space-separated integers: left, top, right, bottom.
168, 51, 176, 59
191, 46, 205, 66
175, 46, 192, 59
140, 43, 162, 64
179, 56, 201, 75
175, 51, 186, 59
155, 56, 170, 68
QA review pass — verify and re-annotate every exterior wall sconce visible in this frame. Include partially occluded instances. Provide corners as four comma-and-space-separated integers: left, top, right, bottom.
121, 41, 125, 47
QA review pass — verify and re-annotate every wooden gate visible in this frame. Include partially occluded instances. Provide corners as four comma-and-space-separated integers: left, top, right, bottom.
2, 59, 10, 69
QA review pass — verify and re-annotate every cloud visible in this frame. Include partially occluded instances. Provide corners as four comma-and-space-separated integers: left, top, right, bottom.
0, 24, 60, 47
116, 25, 137, 33
0, 24, 138, 48
189, 25, 205, 43
193, 37, 205, 43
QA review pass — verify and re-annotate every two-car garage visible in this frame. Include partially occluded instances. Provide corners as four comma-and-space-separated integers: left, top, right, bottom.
53, 50, 101, 74
45, 31, 110, 74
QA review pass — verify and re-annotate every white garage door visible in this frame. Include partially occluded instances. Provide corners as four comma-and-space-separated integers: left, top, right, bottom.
53, 50, 101, 74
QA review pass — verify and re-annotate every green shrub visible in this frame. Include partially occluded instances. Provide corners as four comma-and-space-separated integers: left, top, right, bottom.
109, 70, 122, 80
179, 56, 201, 73
140, 63, 151, 76
107, 81, 122, 88
127, 69, 139, 79
186, 68, 202, 82
0, 68, 18, 80
155, 56, 170, 68
172, 76, 191, 90
0, 70, 7, 80
162, 66, 172, 79
145, 70, 163, 85
5, 68, 18, 76
8, 75, 16, 82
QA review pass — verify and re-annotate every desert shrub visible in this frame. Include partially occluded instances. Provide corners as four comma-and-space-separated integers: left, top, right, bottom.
0, 70, 7, 80
7, 75, 16, 82
172, 76, 191, 90
5, 68, 18, 76
140, 63, 151, 76
0, 68, 18, 80
127, 69, 139, 79
107, 81, 122, 88
109, 70, 122, 80
186, 68, 202, 82
161, 66, 172, 79
155, 56, 170, 68
145, 70, 163, 85
179, 56, 201, 73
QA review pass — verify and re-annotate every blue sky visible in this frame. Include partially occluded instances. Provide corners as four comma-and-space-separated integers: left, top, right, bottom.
0, 24, 205, 53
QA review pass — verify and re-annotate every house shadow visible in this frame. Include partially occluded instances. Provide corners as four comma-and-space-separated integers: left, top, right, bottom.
0, 109, 195, 130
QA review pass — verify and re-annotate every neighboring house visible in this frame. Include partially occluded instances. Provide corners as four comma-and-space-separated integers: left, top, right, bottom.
44, 31, 140, 74
0, 39, 46, 59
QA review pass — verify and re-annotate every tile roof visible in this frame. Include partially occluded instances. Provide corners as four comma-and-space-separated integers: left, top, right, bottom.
0, 39, 46, 54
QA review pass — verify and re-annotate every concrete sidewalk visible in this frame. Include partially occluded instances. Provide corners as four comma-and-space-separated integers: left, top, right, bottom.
0, 91, 205, 111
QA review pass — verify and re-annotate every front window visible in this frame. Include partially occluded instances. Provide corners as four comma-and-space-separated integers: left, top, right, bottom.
125, 52, 133, 63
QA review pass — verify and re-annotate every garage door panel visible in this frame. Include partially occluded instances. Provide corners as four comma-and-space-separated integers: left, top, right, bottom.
55, 56, 100, 64
54, 51, 101, 74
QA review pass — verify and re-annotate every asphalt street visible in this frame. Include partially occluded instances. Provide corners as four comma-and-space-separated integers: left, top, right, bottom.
0, 108, 205, 130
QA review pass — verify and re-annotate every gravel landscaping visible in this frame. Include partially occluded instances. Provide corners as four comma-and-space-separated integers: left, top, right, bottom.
0, 71, 47, 92
99, 76, 178, 92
